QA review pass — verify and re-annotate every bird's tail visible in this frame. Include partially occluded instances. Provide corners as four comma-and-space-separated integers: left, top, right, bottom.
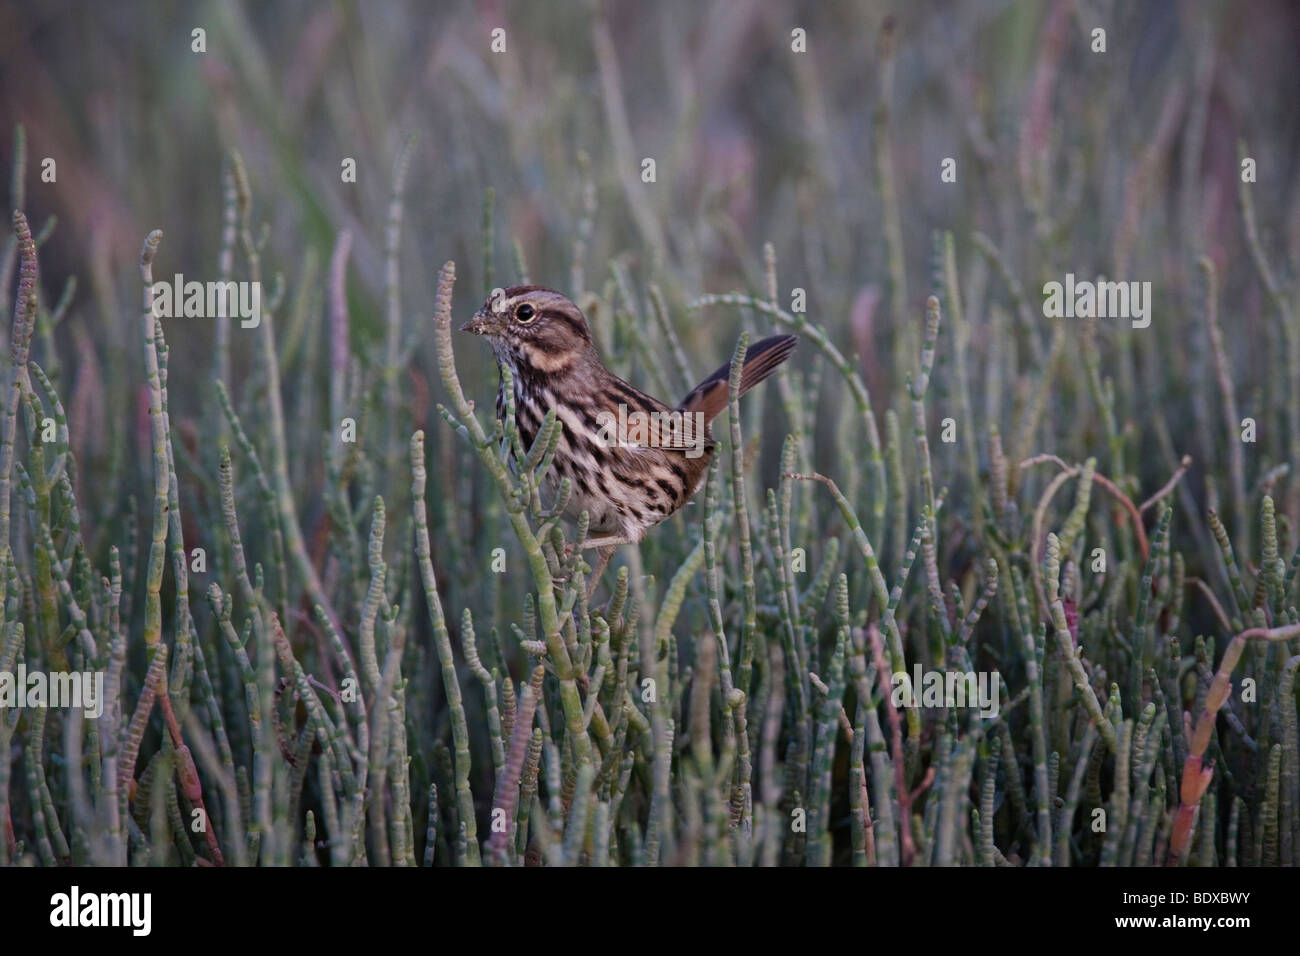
677, 334, 798, 422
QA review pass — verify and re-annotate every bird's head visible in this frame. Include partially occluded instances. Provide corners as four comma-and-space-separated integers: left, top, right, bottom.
461, 286, 594, 364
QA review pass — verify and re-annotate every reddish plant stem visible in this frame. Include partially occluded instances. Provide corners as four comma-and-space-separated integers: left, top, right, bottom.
1168, 622, 1300, 864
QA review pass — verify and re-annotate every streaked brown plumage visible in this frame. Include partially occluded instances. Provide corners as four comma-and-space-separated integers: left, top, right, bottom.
461, 285, 796, 567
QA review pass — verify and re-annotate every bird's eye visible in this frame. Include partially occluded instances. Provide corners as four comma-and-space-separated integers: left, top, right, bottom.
515, 303, 536, 324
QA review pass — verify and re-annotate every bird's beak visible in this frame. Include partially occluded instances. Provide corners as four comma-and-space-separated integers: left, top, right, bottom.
459, 309, 490, 335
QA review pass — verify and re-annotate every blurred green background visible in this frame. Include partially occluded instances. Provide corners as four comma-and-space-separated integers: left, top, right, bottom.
3, 0, 1299, 524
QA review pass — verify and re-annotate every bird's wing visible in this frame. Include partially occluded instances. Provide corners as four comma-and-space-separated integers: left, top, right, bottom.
599, 377, 716, 456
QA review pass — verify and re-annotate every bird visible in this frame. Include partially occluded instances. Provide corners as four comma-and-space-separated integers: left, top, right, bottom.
461, 285, 796, 586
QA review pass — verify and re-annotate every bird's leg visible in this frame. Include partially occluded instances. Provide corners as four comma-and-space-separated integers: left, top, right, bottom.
581, 535, 643, 599
585, 545, 616, 600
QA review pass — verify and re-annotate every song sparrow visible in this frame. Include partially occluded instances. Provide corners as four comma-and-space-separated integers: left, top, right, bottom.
461, 285, 796, 578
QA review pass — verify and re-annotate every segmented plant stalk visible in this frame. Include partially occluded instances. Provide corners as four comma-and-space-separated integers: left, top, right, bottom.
411, 431, 481, 866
